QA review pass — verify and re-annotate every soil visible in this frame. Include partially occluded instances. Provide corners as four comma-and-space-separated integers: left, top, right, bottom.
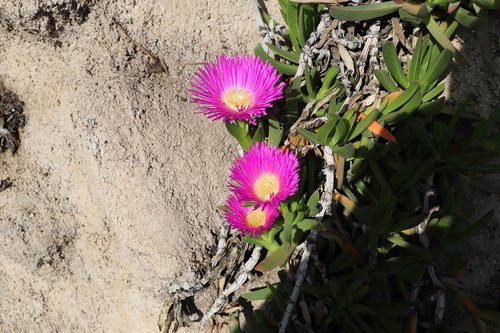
0, 1, 498, 332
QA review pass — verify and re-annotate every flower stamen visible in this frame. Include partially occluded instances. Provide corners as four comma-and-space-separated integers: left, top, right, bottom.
254, 172, 280, 201
246, 209, 267, 228
222, 88, 253, 111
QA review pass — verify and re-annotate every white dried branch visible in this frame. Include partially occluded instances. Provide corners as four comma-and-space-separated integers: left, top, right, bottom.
199, 245, 262, 331
329, 22, 364, 50
356, 22, 381, 92
320, 146, 336, 217
291, 242, 307, 261
212, 222, 230, 269
172, 230, 242, 301
288, 100, 316, 135
252, 0, 286, 53
279, 146, 335, 333
295, 13, 333, 77
279, 236, 314, 333
410, 175, 446, 325
428, 265, 446, 323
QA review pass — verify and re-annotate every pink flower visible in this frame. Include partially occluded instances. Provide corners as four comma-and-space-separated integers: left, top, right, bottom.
229, 142, 299, 207
224, 195, 280, 236
190, 55, 285, 124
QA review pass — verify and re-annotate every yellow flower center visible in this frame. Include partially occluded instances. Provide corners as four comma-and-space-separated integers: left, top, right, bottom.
222, 88, 253, 111
246, 209, 267, 228
254, 172, 280, 201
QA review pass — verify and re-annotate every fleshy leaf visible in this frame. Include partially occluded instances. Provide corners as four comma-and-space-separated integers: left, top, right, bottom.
329, 1, 403, 21
255, 242, 295, 272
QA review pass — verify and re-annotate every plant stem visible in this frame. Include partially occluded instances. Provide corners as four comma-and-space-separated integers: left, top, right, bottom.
225, 120, 253, 151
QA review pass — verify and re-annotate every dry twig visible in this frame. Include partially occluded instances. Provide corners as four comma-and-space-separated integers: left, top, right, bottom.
409, 175, 446, 326
279, 146, 335, 333
114, 20, 169, 74
200, 245, 262, 331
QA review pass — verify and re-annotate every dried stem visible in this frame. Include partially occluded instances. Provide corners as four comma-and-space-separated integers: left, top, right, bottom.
114, 19, 169, 73
279, 146, 335, 333
296, 13, 333, 78
409, 175, 446, 326
200, 245, 262, 331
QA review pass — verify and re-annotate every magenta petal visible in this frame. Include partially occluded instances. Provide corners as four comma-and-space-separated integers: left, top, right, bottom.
190, 54, 285, 123
229, 142, 299, 207
224, 195, 280, 236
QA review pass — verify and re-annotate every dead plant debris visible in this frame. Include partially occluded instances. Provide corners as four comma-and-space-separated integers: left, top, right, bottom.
0, 82, 25, 154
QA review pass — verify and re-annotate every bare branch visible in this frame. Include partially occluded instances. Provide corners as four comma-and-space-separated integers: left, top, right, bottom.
114, 19, 169, 73
200, 245, 262, 330
279, 146, 335, 333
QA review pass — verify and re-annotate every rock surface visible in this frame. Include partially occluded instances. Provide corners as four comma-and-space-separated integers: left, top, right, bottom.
0, 1, 262, 332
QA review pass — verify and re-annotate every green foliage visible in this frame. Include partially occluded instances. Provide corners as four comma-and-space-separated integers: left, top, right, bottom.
329, 0, 497, 58
225, 1, 500, 332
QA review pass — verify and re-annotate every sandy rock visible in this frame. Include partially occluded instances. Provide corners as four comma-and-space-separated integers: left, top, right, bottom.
0, 0, 94, 37
0, 1, 263, 332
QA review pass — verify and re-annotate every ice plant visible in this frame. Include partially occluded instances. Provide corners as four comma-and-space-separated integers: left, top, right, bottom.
224, 195, 280, 236
229, 142, 299, 207
190, 54, 285, 124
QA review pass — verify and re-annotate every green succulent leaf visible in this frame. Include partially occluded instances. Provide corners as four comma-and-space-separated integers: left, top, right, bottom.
252, 121, 265, 144
317, 118, 339, 144
255, 44, 298, 75
422, 81, 446, 102
382, 82, 419, 113
306, 189, 320, 210
382, 88, 423, 124
242, 285, 276, 301
329, 98, 343, 117
451, 7, 479, 28
347, 109, 380, 141
265, 282, 286, 313
330, 118, 349, 145
255, 241, 295, 272
455, 163, 500, 174
408, 36, 430, 83
296, 218, 330, 232
331, 143, 355, 159
317, 66, 341, 99
285, 78, 302, 128
399, 7, 421, 25
266, 43, 300, 64
225, 121, 253, 151
477, 309, 500, 322
370, 191, 397, 233
278, 0, 289, 21
386, 215, 424, 233
267, 116, 283, 147
286, 1, 301, 52
423, 15, 462, 61
304, 64, 317, 99
329, 1, 403, 21
419, 49, 453, 88
297, 127, 322, 145
411, 119, 438, 157
374, 69, 400, 92
418, 97, 446, 117
472, 0, 500, 9
382, 42, 409, 89
298, 4, 317, 47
